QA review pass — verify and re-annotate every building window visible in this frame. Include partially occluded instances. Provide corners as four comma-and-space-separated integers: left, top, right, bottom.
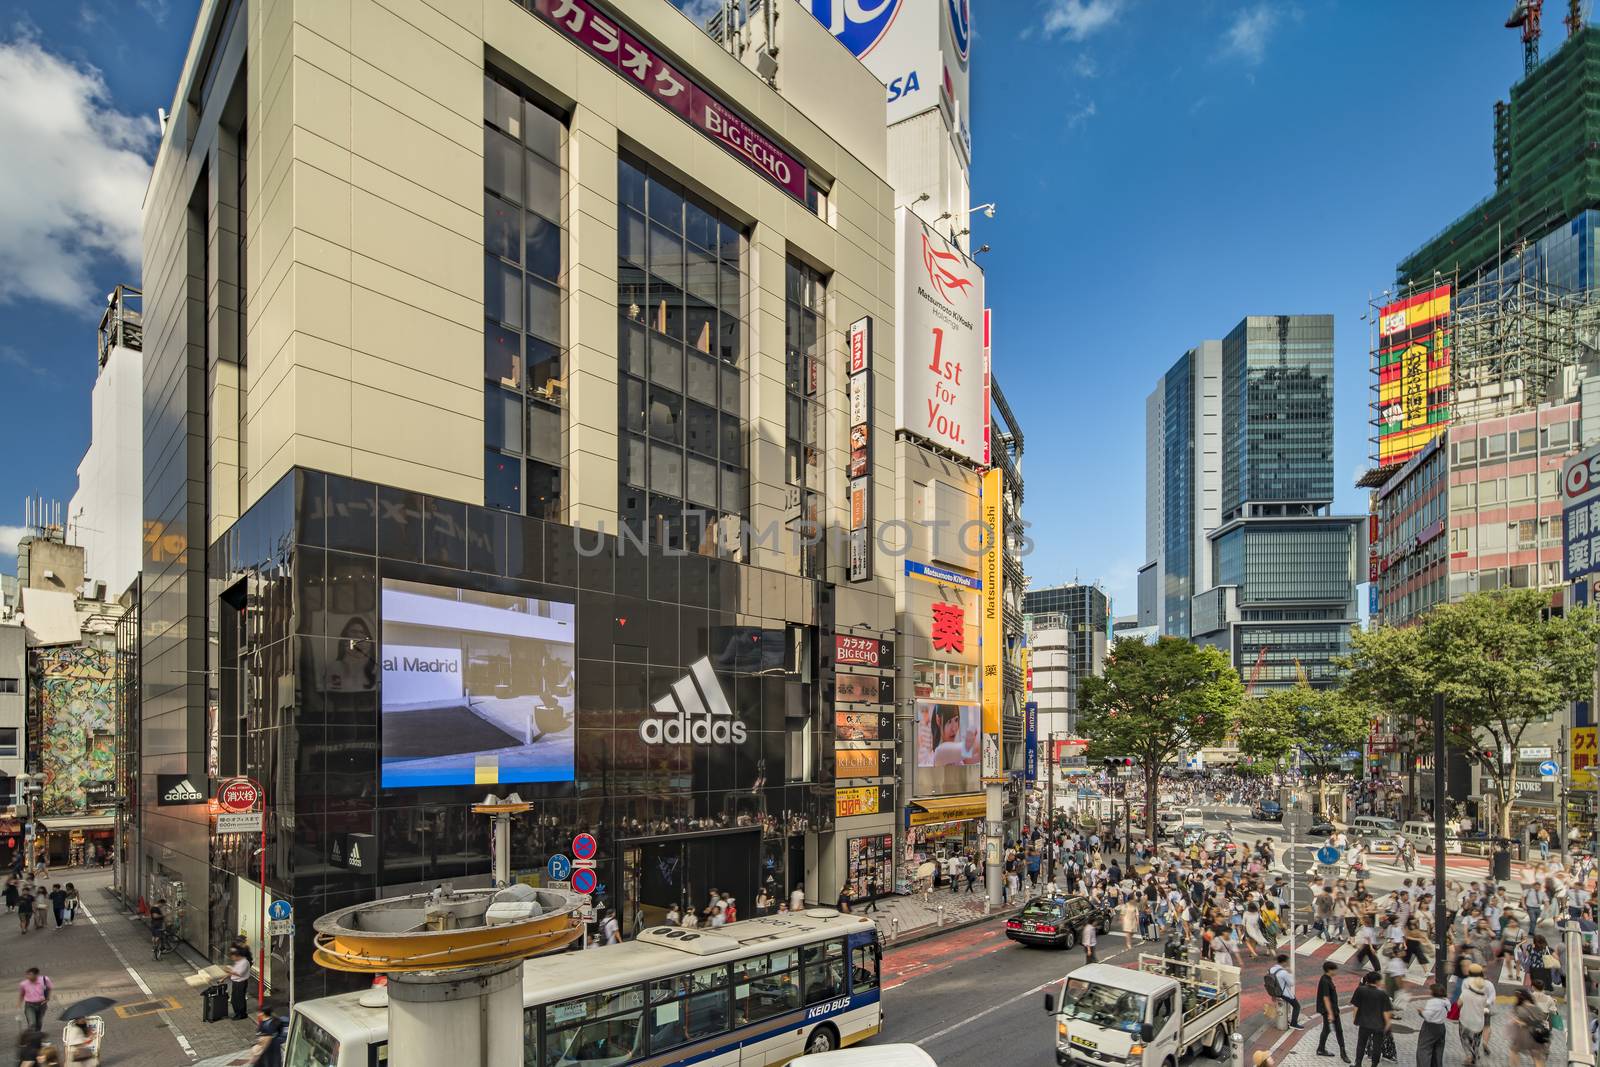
0, 677, 17, 694
617, 154, 747, 555
786, 258, 826, 577
484, 70, 567, 520
0, 727, 15, 757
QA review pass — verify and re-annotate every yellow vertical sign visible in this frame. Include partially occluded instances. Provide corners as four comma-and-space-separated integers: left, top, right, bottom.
981, 469, 1004, 783
1573, 727, 1597, 789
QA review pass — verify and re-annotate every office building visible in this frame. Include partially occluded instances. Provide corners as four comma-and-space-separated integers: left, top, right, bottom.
1021, 582, 1108, 729
1145, 316, 1362, 689
1140, 342, 1222, 638
135, 0, 921, 999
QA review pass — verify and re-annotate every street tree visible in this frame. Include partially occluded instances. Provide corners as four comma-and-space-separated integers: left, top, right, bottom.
1078, 636, 1243, 842
1421, 590, 1598, 839
1236, 684, 1369, 815
1339, 623, 1432, 819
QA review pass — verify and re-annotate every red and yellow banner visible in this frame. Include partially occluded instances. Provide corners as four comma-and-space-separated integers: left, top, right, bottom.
1376, 284, 1452, 465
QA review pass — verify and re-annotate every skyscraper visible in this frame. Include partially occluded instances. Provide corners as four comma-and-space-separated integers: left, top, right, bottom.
1143, 315, 1363, 689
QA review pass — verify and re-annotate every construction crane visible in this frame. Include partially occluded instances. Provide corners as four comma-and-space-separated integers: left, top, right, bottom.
1244, 645, 1268, 697
1508, 0, 1545, 76
1567, 0, 1588, 38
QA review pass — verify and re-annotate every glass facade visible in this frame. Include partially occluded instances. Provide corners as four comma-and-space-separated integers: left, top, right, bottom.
617, 155, 748, 555
1162, 353, 1195, 636
786, 259, 826, 578
483, 71, 568, 520
1234, 622, 1352, 687
1212, 523, 1357, 604
1221, 315, 1334, 517
208, 469, 839, 1001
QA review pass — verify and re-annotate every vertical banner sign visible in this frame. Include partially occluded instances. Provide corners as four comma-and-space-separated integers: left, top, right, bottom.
1573, 727, 1597, 789
1024, 701, 1038, 787
980, 468, 1004, 782
848, 317, 873, 582
1562, 444, 1600, 581
895, 208, 988, 467
983, 309, 992, 471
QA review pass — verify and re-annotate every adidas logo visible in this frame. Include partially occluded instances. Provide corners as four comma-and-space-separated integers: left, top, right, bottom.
162, 778, 203, 803
347, 841, 364, 869
639, 657, 748, 745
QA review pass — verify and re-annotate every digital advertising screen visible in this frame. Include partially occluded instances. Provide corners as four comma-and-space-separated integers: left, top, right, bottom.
915, 702, 980, 768
379, 578, 576, 788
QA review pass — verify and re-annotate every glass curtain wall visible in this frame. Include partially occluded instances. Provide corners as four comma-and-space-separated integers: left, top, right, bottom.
484, 70, 567, 520
617, 156, 748, 555
785, 259, 825, 578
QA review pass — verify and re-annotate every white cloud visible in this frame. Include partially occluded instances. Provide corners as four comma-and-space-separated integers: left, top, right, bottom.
1073, 52, 1099, 78
0, 33, 156, 310
1065, 96, 1098, 130
1043, 0, 1124, 41
672, 0, 722, 25
0, 525, 25, 559
1219, 4, 1279, 64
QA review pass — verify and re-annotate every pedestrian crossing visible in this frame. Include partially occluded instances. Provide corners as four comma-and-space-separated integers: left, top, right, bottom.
1258, 931, 1527, 988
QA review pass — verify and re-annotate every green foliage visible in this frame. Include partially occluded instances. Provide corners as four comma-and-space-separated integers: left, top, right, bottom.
1234, 683, 1368, 775
1339, 590, 1599, 836
1078, 636, 1243, 837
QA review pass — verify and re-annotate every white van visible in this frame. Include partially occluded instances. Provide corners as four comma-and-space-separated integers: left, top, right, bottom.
1401, 820, 1463, 854
1181, 808, 1206, 831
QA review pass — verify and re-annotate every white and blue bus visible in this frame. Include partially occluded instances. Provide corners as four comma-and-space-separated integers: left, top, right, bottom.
285, 908, 883, 1067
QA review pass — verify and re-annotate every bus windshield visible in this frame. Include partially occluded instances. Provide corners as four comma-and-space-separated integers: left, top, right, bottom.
284, 1013, 342, 1067
1060, 979, 1147, 1033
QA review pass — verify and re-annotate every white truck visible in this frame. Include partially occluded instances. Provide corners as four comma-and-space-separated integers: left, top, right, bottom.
1045, 955, 1240, 1067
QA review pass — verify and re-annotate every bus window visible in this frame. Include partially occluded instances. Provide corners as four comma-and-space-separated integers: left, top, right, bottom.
732, 950, 802, 1025
802, 940, 846, 1005
643, 964, 730, 1050
285, 1014, 341, 1067
851, 943, 878, 993
543, 987, 647, 1067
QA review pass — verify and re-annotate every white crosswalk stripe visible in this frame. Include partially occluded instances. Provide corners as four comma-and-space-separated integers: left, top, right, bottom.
1326, 943, 1358, 964
1295, 936, 1327, 956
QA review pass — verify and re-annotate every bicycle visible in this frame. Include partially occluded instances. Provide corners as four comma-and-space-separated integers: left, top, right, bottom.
152, 925, 178, 960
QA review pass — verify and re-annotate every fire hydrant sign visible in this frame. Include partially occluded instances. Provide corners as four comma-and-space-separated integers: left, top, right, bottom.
217, 779, 260, 813
894, 208, 988, 467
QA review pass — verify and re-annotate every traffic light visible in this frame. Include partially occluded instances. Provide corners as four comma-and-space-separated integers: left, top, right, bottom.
1103, 756, 1135, 773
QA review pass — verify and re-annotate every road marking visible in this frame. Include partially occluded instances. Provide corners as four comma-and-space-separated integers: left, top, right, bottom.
1295, 937, 1327, 956
115, 996, 183, 1018
1327, 943, 1357, 964
906, 939, 1140, 1046
79, 900, 198, 1059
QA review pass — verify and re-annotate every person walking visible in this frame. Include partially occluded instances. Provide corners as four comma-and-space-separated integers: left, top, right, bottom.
1508, 987, 1551, 1067
789, 884, 806, 912
16, 885, 33, 934
31, 888, 46, 930
250, 1003, 288, 1067
1416, 983, 1450, 1067
1269, 954, 1305, 1029
863, 877, 879, 913
47, 884, 66, 929
62, 884, 77, 926
227, 947, 252, 1020
3, 878, 16, 913
1082, 913, 1098, 963
1455, 963, 1495, 1066
16, 967, 51, 1032
1350, 971, 1394, 1067
1316, 960, 1349, 1061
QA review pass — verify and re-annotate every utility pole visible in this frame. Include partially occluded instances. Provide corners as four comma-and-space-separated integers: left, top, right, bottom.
1432, 692, 1448, 988
1559, 726, 1570, 864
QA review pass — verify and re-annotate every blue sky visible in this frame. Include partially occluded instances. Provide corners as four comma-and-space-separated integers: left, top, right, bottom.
0, 0, 1536, 612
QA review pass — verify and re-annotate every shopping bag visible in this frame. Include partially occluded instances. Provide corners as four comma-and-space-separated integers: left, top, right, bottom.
1381, 1032, 1398, 1061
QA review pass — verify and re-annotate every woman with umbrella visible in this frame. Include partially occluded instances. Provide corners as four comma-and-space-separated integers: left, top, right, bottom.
55, 996, 114, 1064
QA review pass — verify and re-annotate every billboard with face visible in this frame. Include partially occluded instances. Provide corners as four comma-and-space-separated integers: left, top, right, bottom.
379, 578, 576, 788
915, 702, 980, 767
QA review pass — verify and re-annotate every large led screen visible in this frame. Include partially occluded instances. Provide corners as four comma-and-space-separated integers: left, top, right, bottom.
915, 702, 980, 768
380, 578, 576, 788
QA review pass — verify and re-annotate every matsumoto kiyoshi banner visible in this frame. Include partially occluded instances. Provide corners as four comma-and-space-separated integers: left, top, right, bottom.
895, 208, 988, 467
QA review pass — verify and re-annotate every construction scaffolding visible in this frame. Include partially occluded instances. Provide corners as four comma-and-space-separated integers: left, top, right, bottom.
1451, 267, 1600, 408
1362, 262, 1600, 486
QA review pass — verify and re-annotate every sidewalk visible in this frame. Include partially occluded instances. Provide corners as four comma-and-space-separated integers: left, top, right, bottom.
863, 880, 1033, 945
0, 867, 260, 1066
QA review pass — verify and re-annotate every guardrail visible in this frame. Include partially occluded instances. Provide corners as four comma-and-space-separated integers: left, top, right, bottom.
1567, 925, 1594, 1067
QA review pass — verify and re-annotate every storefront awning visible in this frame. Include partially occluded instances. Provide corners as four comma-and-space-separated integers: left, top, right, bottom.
36, 815, 115, 833
907, 794, 987, 826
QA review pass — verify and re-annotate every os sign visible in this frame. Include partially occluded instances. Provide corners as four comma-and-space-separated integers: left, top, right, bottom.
217, 778, 260, 813
1562, 443, 1600, 582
